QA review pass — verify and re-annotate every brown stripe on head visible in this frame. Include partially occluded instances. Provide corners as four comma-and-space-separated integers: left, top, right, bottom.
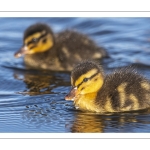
71, 60, 104, 86
23, 23, 54, 41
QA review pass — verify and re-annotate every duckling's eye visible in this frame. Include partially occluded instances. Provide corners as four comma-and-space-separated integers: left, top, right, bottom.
32, 38, 38, 43
83, 78, 88, 82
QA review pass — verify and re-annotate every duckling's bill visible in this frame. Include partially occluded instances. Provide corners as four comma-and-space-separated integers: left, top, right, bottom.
65, 87, 77, 101
14, 45, 29, 58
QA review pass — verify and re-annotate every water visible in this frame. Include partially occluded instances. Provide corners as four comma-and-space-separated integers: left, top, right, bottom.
1, 17, 150, 133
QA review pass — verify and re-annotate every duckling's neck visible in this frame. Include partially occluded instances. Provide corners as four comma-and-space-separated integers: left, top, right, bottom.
24, 48, 63, 70
74, 92, 102, 113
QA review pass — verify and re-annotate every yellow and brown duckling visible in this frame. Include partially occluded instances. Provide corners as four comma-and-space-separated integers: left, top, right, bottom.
14, 23, 108, 71
65, 60, 150, 113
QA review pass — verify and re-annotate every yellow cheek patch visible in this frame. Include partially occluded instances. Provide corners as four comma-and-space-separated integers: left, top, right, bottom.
79, 74, 103, 94
25, 32, 42, 45
34, 34, 53, 52
75, 69, 98, 87
26, 34, 53, 54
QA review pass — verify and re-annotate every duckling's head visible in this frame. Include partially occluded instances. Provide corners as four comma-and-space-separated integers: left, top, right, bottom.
65, 60, 104, 101
14, 23, 54, 58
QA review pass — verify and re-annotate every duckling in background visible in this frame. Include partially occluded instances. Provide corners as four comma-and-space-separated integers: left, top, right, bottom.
14, 23, 108, 71
65, 60, 150, 113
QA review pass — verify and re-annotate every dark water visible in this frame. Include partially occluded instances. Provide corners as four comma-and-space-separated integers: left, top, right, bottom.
1, 17, 150, 133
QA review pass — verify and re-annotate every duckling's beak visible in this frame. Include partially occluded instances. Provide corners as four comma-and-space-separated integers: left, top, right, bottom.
14, 45, 29, 58
65, 87, 77, 101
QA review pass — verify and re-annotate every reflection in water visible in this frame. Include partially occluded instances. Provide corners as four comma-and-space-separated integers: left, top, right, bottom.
13, 69, 70, 96
14, 73, 54, 95
68, 112, 104, 133
67, 109, 150, 133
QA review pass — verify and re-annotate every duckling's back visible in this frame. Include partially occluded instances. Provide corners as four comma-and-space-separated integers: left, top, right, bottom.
55, 30, 108, 70
96, 67, 150, 112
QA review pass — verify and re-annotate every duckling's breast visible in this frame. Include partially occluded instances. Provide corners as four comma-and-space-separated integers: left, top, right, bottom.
74, 92, 101, 113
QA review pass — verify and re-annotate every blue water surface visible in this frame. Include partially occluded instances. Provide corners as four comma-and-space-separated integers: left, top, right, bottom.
1, 17, 150, 132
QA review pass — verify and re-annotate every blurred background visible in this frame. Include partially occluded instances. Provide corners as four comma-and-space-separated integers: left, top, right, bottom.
0, 17, 150, 132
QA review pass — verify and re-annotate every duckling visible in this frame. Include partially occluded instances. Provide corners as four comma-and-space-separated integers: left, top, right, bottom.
14, 23, 108, 71
65, 60, 150, 113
